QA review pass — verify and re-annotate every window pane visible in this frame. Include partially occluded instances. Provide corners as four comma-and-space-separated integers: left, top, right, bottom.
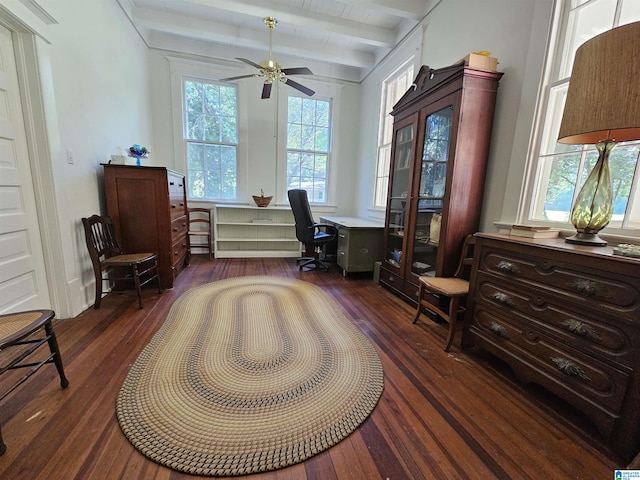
561, 0, 616, 78
220, 116, 237, 143
287, 123, 301, 149
315, 154, 327, 178
189, 170, 205, 198
203, 83, 219, 115
185, 81, 203, 113
301, 125, 315, 150
541, 84, 581, 155
315, 126, 329, 151
186, 112, 203, 140
620, 1, 640, 24
316, 101, 329, 127
204, 115, 220, 142
534, 152, 580, 222
302, 99, 315, 125
204, 144, 219, 170
609, 142, 639, 225
187, 142, 204, 169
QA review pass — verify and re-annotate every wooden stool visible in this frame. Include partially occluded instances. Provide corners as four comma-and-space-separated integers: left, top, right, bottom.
0, 310, 69, 455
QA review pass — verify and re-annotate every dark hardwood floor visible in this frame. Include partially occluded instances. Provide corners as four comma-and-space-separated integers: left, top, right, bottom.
0, 256, 623, 479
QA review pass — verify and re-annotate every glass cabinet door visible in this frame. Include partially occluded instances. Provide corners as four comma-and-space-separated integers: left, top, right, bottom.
384, 123, 414, 269
410, 106, 453, 277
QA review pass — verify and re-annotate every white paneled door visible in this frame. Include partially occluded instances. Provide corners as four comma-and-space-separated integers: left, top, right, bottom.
0, 24, 50, 313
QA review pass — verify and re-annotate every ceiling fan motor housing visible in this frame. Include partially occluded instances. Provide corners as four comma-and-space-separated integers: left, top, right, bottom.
219, 16, 315, 99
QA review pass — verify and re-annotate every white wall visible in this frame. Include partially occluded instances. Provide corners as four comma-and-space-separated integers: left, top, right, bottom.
5, 0, 153, 316
356, 0, 554, 232
148, 50, 362, 215
50, 0, 152, 313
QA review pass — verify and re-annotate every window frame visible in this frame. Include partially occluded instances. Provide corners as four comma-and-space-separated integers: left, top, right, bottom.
373, 58, 415, 209
520, 0, 640, 238
284, 95, 332, 204
182, 77, 239, 201
276, 82, 342, 207
169, 58, 249, 204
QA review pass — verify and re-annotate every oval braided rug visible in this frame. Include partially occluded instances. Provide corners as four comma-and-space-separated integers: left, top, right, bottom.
116, 276, 384, 476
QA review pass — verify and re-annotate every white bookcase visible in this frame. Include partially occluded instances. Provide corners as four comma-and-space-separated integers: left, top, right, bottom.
213, 205, 301, 258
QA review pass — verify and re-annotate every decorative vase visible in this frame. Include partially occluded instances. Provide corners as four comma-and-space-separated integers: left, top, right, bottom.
565, 140, 614, 246
128, 144, 150, 166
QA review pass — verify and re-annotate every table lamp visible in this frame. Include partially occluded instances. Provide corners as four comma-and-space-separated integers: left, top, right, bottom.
557, 21, 640, 246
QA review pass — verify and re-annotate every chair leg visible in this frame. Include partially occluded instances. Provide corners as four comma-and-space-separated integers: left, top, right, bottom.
154, 258, 162, 293
93, 268, 103, 309
133, 264, 143, 309
45, 322, 69, 389
412, 282, 425, 324
443, 297, 460, 352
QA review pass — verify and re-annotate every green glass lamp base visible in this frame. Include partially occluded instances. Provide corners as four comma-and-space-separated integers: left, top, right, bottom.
565, 232, 608, 246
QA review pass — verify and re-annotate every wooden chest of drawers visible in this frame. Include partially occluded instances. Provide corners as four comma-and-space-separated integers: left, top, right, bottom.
103, 164, 188, 288
463, 233, 640, 460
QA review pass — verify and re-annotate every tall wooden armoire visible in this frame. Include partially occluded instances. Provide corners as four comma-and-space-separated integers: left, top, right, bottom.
380, 62, 503, 304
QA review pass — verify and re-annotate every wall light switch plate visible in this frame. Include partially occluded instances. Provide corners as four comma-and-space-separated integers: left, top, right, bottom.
66, 148, 73, 164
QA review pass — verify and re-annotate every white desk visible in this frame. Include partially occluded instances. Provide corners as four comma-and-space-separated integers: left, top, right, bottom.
320, 216, 384, 276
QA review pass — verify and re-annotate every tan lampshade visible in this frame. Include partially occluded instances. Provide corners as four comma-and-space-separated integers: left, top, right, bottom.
558, 21, 640, 145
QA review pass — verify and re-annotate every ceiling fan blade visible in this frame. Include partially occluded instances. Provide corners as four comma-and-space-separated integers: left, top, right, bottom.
283, 78, 315, 97
281, 67, 313, 76
219, 74, 258, 81
236, 57, 262, 70
261, 83, 273, 99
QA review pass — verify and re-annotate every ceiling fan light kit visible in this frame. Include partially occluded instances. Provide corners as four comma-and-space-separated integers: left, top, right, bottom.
220, 16, 315, 99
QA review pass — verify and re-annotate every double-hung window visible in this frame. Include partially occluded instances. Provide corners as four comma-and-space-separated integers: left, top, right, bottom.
183, 79, 238, 200
523, 0, 640, 234
286, 96, 331, 203
373, 60, 414, 208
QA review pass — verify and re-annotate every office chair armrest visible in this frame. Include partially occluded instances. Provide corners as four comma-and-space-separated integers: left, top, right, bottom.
312, 223, 338, 235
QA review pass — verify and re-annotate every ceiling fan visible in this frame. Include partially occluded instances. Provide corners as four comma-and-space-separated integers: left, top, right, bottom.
219, 17, 315, 99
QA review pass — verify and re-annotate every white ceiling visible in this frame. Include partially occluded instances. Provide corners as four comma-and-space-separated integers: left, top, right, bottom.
117, 0, 438, 82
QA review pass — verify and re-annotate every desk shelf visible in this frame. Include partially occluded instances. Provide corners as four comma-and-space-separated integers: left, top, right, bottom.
214, 205, 301, 258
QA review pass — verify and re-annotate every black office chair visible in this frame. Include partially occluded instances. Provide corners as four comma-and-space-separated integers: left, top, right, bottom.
287, 189, 338, 271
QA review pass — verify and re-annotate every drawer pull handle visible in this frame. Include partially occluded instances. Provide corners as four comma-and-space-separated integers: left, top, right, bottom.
551, 357, 590, 381
339, 234, 346, 238
171, 204, 176, 209
488, 322, 510, 338
573, 279, 598, 296
562, 319, 601, 341
491, 292, 515, 306
496, 260, 519, 274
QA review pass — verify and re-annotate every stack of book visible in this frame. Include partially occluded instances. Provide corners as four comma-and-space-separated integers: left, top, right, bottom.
509, 224, 560, 238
